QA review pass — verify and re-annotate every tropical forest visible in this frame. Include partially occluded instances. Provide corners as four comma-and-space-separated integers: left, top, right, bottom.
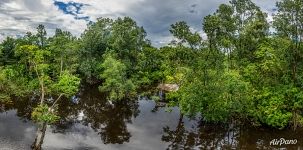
0, 0, 303, 149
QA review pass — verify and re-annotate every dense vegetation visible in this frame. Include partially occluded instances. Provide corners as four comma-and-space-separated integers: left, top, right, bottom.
1, 0, 303, 135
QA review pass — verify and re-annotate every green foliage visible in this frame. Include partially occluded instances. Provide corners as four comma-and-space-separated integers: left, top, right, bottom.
31, 104, 60, 124
51, 71, 80, 97
135, 46, 165, 84
79, 17, 148, 83
254, 86, 293, 129
0, 94, 11, 103
79, 18, 113, 81
110, 17, 147, 60
176, 69, 252, 122
2, 1, 303, 130
0, 66, 31, 98
15, 45, 51, 71
170, 21, 201, 48
36, 24, 47, 48
0, 37, 17, 65
1, 27, 82, 127
49, 29, 79, 75
273, 0, 303, 39
99, 53, 136, 101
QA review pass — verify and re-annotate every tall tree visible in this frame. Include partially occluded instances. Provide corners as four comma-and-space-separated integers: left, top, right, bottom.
273, 0, 303, 130
99, 52, 136, 101
273, 0, 303, 84
110, 17, 148, 71
49, 29, 79, 75
170, 21, 201, 49
79, 18, 113, 83
0, 37, 17, 65
36, 25, 47, 49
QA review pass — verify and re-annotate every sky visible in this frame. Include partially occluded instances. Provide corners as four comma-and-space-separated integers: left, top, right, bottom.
0, 0, 278, 47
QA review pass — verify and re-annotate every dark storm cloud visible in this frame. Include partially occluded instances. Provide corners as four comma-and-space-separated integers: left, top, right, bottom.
124, 0, 226, 45
121, 0, 277, 46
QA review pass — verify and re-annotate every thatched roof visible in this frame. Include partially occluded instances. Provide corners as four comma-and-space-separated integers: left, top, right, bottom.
157, 84, 179, 92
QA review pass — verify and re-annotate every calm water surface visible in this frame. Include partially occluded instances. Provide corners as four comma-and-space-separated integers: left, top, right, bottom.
0, 86, 303, 150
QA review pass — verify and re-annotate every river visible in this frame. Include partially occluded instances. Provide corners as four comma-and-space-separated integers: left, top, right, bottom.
0, 85, 302, 150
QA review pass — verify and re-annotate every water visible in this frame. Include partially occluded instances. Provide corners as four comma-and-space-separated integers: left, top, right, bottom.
0, 86, 302, 150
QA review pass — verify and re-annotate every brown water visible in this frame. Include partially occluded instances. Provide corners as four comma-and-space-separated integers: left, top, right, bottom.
0, 85, 303, 150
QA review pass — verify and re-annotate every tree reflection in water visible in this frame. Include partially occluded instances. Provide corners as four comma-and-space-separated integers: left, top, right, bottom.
162, 114, 198, 150
1, 86, 303, 149
55, 84, 140, 144
0, 84, 140, 147
0, 97, 37, 121
162, 115, 303, 150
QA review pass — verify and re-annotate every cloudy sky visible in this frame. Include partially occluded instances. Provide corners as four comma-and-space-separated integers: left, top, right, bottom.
0, 0, 278, 47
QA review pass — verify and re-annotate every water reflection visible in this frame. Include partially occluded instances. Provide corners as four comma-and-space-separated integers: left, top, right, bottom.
0, 97, 36, 121
162, 120, 303, 150
54, 85, 140, 144
0, 110, 36, 150
0, 85, 303, 149
79, 96, 139, 144
162, 114, 197, 150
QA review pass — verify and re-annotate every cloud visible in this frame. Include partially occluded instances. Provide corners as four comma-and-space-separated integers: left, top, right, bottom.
124, 0, 228, 47
0, 0, 278, 46
0, 0, 87, 41
55, 0, 230, 46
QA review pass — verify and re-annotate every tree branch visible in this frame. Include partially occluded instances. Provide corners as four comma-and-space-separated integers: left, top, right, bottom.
50, 93, 64, 109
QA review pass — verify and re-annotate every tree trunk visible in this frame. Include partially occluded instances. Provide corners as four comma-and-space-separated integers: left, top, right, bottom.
40, 85, 45, 105
60, 57, 63, 76
32, 122, 47, 150
292, 110, 299, 131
